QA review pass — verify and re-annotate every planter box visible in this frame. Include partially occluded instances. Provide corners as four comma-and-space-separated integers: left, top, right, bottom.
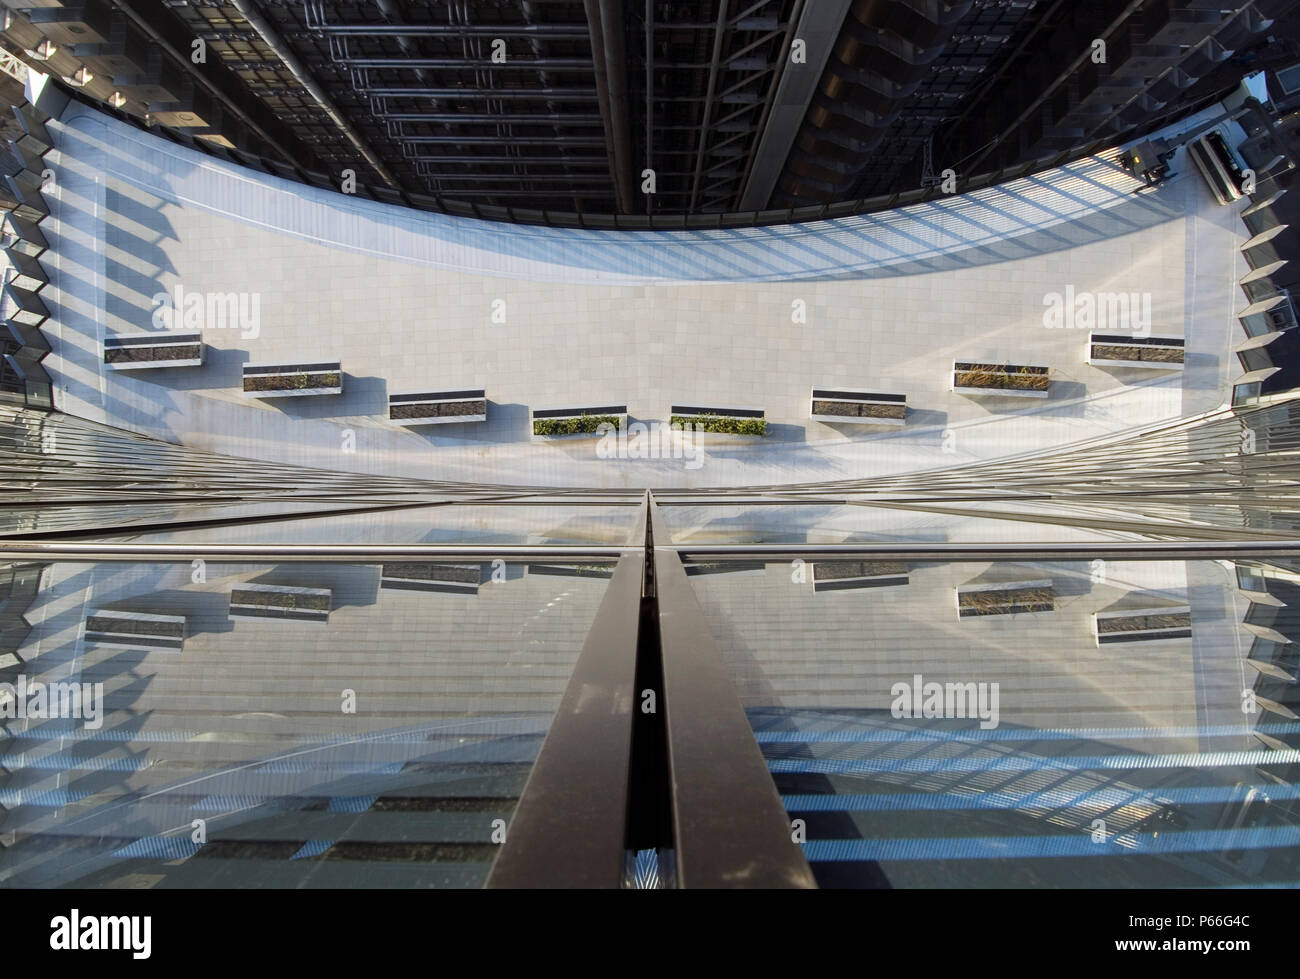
242, 361, 342, 398
380, 562, 483, 594
1088, 333, 1185, 370
389, 389, 487, 426
957, 580, 1055, 617
229, 583, 331, 623
810, 388, 906, 426
83, 610, 185, 652
531, 404, 627, 438
1095, 605, 1192, 644
669, 404, 767, 436
953, 361, 1050, 398
103, 331, 204, 370
812, 560, 909, 592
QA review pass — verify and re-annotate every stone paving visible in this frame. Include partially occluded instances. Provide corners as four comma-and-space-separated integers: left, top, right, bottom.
36, 101, 1247, 489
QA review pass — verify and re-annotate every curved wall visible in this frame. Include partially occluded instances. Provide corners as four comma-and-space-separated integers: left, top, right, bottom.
34, 100, 1245, 489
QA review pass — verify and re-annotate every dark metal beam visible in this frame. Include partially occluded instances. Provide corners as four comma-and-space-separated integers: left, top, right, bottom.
229, 0, 400, 188
394, 135, 607, 145
688, 0, 732, 213
485, 499, 648, 888
356, 86, 599, 99
731, 0, 780, 28
586, 0, 635, 211
109, 0, 319, 172
301, 24, 593, 38
716, 69, 772, 101
654, 19, 780, 30
646, 494, 816, 888
411, 174, 614, 184
379, 113, 603, 124
424, 190, 616, 198
737, 0, 852, 210
644, 0, 653, 216
316, 57, 595, 70
403, 156, 608, 165
519, 0, 586, 212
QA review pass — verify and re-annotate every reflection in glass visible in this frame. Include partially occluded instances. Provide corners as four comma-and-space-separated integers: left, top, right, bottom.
685, 558, 1300, 887
0, 559, 610, 888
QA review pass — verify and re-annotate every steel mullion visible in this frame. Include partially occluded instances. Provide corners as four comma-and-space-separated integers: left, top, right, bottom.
647, 494, 817, 888
485, 497, 648, 888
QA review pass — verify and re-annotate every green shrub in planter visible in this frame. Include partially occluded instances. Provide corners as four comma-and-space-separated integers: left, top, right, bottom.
532, 413, 621, 436
670, 415, 768, 436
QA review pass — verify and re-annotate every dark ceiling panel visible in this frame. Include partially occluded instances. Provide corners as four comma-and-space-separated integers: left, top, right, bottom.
0, 0, 1292, 217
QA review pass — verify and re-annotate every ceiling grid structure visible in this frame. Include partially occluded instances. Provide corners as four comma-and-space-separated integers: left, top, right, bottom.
0, 1, 1292, 215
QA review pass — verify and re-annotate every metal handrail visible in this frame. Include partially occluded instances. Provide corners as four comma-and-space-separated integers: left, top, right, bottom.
4, 540, 1300, 563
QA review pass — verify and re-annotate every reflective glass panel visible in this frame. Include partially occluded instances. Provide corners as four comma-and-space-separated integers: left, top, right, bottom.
0, 556, 614, 888
683, 556, 1300, 887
